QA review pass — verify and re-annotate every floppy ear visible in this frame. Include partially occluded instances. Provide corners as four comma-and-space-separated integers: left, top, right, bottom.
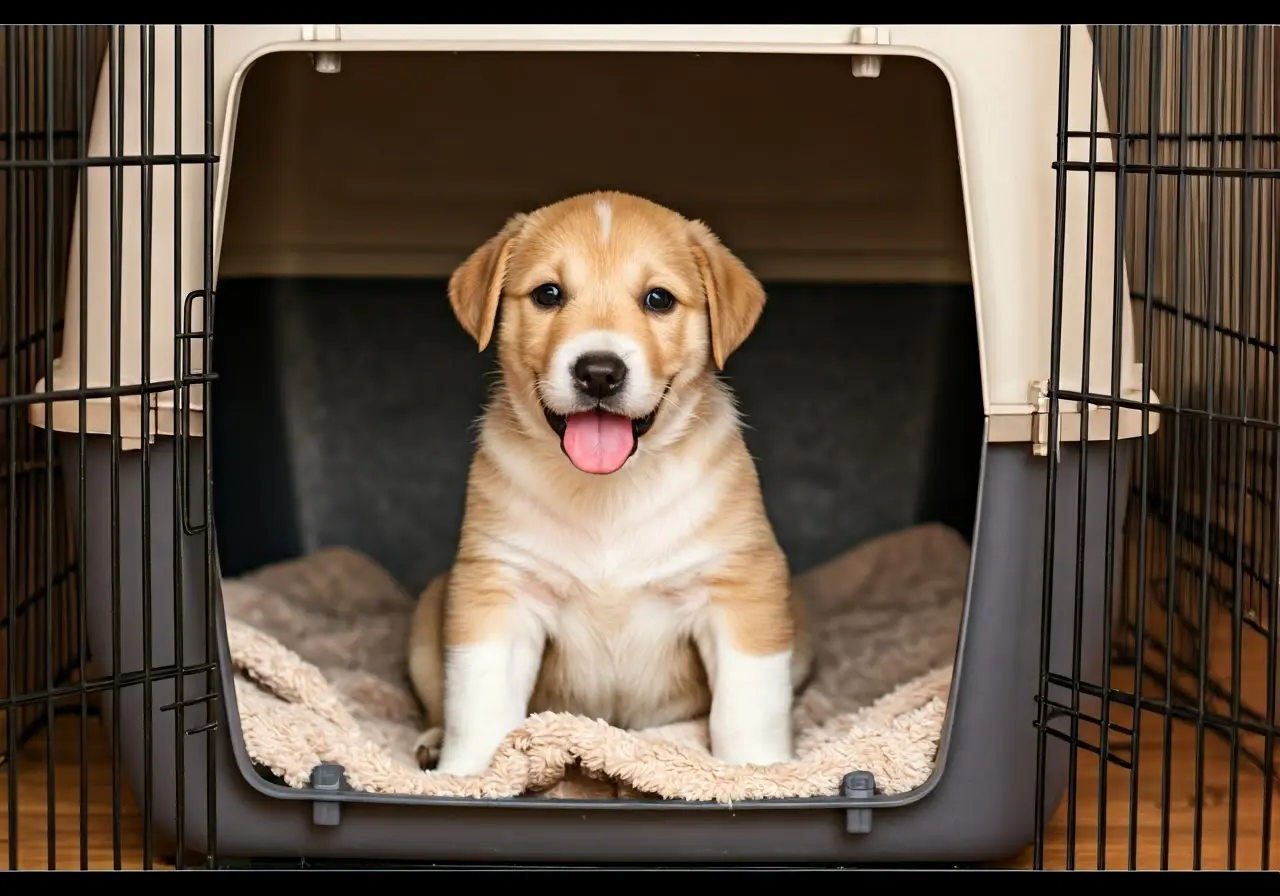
688, 219, 767, 370
448, 215, 527, 352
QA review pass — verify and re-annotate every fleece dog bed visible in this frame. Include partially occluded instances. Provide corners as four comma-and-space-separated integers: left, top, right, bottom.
222, 522, 968, 802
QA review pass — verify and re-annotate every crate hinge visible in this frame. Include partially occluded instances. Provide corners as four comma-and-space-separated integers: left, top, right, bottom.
301, 25, 341, 41
301, 26, 343, 73
849, 26, 891, 78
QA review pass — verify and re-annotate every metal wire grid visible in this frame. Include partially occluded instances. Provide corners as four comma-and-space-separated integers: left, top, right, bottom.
0, 25, 220, 869
1035, 24, 1280, 870
0, 23, 97, 773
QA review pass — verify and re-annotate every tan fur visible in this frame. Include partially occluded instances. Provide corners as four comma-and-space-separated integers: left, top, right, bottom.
410, 191, 812, 772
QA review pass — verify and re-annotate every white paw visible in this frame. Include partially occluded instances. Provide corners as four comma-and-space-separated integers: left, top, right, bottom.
413, 727, 443, 770
712, 738, 793, 767
714, 749, 793, 767
432, 740, 499, 777
708, 647, 796, 767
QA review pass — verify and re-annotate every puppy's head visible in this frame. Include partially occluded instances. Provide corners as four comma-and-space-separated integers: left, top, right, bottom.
449, 191, 765, 476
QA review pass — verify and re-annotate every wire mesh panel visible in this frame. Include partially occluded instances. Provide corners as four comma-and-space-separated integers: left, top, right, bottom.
0, 25, 219, 870
0, 25, 108, 868
1036, 24, 1280, 870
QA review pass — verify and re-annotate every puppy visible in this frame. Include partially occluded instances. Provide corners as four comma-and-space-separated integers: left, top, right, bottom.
409, 190, 812, 778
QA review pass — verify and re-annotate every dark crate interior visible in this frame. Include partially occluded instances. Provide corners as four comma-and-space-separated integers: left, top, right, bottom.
210, 276, 985, 590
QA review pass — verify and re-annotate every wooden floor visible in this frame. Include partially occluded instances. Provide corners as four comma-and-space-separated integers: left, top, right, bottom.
3, 605, 1277, 870
1013, 599, 1280, 870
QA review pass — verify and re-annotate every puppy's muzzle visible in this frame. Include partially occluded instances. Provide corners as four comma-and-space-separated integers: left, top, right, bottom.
573, 351, 627, 400
540, 351, 665, 476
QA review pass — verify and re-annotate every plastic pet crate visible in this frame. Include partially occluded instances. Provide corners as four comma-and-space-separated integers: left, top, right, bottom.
31, 24, 1158, 864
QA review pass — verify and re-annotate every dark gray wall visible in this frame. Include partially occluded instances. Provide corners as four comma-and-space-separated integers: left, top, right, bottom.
211, 277, 984, 590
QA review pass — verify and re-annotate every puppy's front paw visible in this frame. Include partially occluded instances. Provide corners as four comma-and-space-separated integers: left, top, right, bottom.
414, 727, 443, 770
712, 735, 793, 767
432, 739, 499, 777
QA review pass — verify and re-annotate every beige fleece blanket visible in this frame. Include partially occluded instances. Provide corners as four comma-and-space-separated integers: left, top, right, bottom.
222, 523, 968, 802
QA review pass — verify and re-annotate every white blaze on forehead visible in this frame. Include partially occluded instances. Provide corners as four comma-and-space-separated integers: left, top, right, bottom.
595, 198, 613, 245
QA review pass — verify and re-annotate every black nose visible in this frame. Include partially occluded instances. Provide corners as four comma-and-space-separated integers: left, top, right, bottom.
573, 352, 628, 399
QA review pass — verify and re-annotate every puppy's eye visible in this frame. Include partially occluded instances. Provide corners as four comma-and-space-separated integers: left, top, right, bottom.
531, 283, 564, 308
643, 288, 676, 313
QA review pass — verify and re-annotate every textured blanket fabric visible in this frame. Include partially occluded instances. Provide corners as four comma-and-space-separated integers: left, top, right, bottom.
223, 523, 968, 801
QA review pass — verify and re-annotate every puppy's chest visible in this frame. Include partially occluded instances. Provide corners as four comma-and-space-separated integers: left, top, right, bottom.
529, 591, 710, 729
502, 505, 720, 729
499, 483, 724, 594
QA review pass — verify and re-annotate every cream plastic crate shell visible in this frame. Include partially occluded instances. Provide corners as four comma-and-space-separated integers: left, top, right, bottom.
31, 24, 1158, 449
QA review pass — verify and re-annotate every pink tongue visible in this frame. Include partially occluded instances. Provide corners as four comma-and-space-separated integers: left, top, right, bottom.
562, 411, 636, 474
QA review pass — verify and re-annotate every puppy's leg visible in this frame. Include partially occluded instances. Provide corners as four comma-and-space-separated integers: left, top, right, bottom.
788, 585, 816, 694
434, 560, 545, 777
408, 572, 448, 768
699, 574, 796, 767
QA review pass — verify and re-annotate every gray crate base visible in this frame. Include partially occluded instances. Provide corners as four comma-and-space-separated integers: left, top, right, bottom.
59, 278, 1131, 864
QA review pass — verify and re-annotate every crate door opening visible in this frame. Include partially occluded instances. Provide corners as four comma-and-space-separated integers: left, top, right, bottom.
211, 49, 984, 803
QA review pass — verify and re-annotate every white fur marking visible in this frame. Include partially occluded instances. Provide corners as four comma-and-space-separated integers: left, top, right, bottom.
708, 632, 794, 766
434, 619, 545, 777
535, 596, 706, 729
482, 418, 730, 593
471, 401, 746, 731
595, 198, 613, 245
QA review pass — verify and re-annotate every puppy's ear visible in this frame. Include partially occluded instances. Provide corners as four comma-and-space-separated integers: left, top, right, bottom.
688, 219, 766, 370
448, 214, 527, 351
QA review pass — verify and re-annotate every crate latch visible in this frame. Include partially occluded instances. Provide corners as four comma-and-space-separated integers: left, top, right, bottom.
841, 770, 876, 834
849, 27, 891, 78
309, 762, 351, 826
301, 25, 343, 73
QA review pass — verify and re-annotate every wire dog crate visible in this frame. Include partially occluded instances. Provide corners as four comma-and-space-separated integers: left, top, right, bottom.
1, 24, 1277, 871
1036, 25, 1279, 870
